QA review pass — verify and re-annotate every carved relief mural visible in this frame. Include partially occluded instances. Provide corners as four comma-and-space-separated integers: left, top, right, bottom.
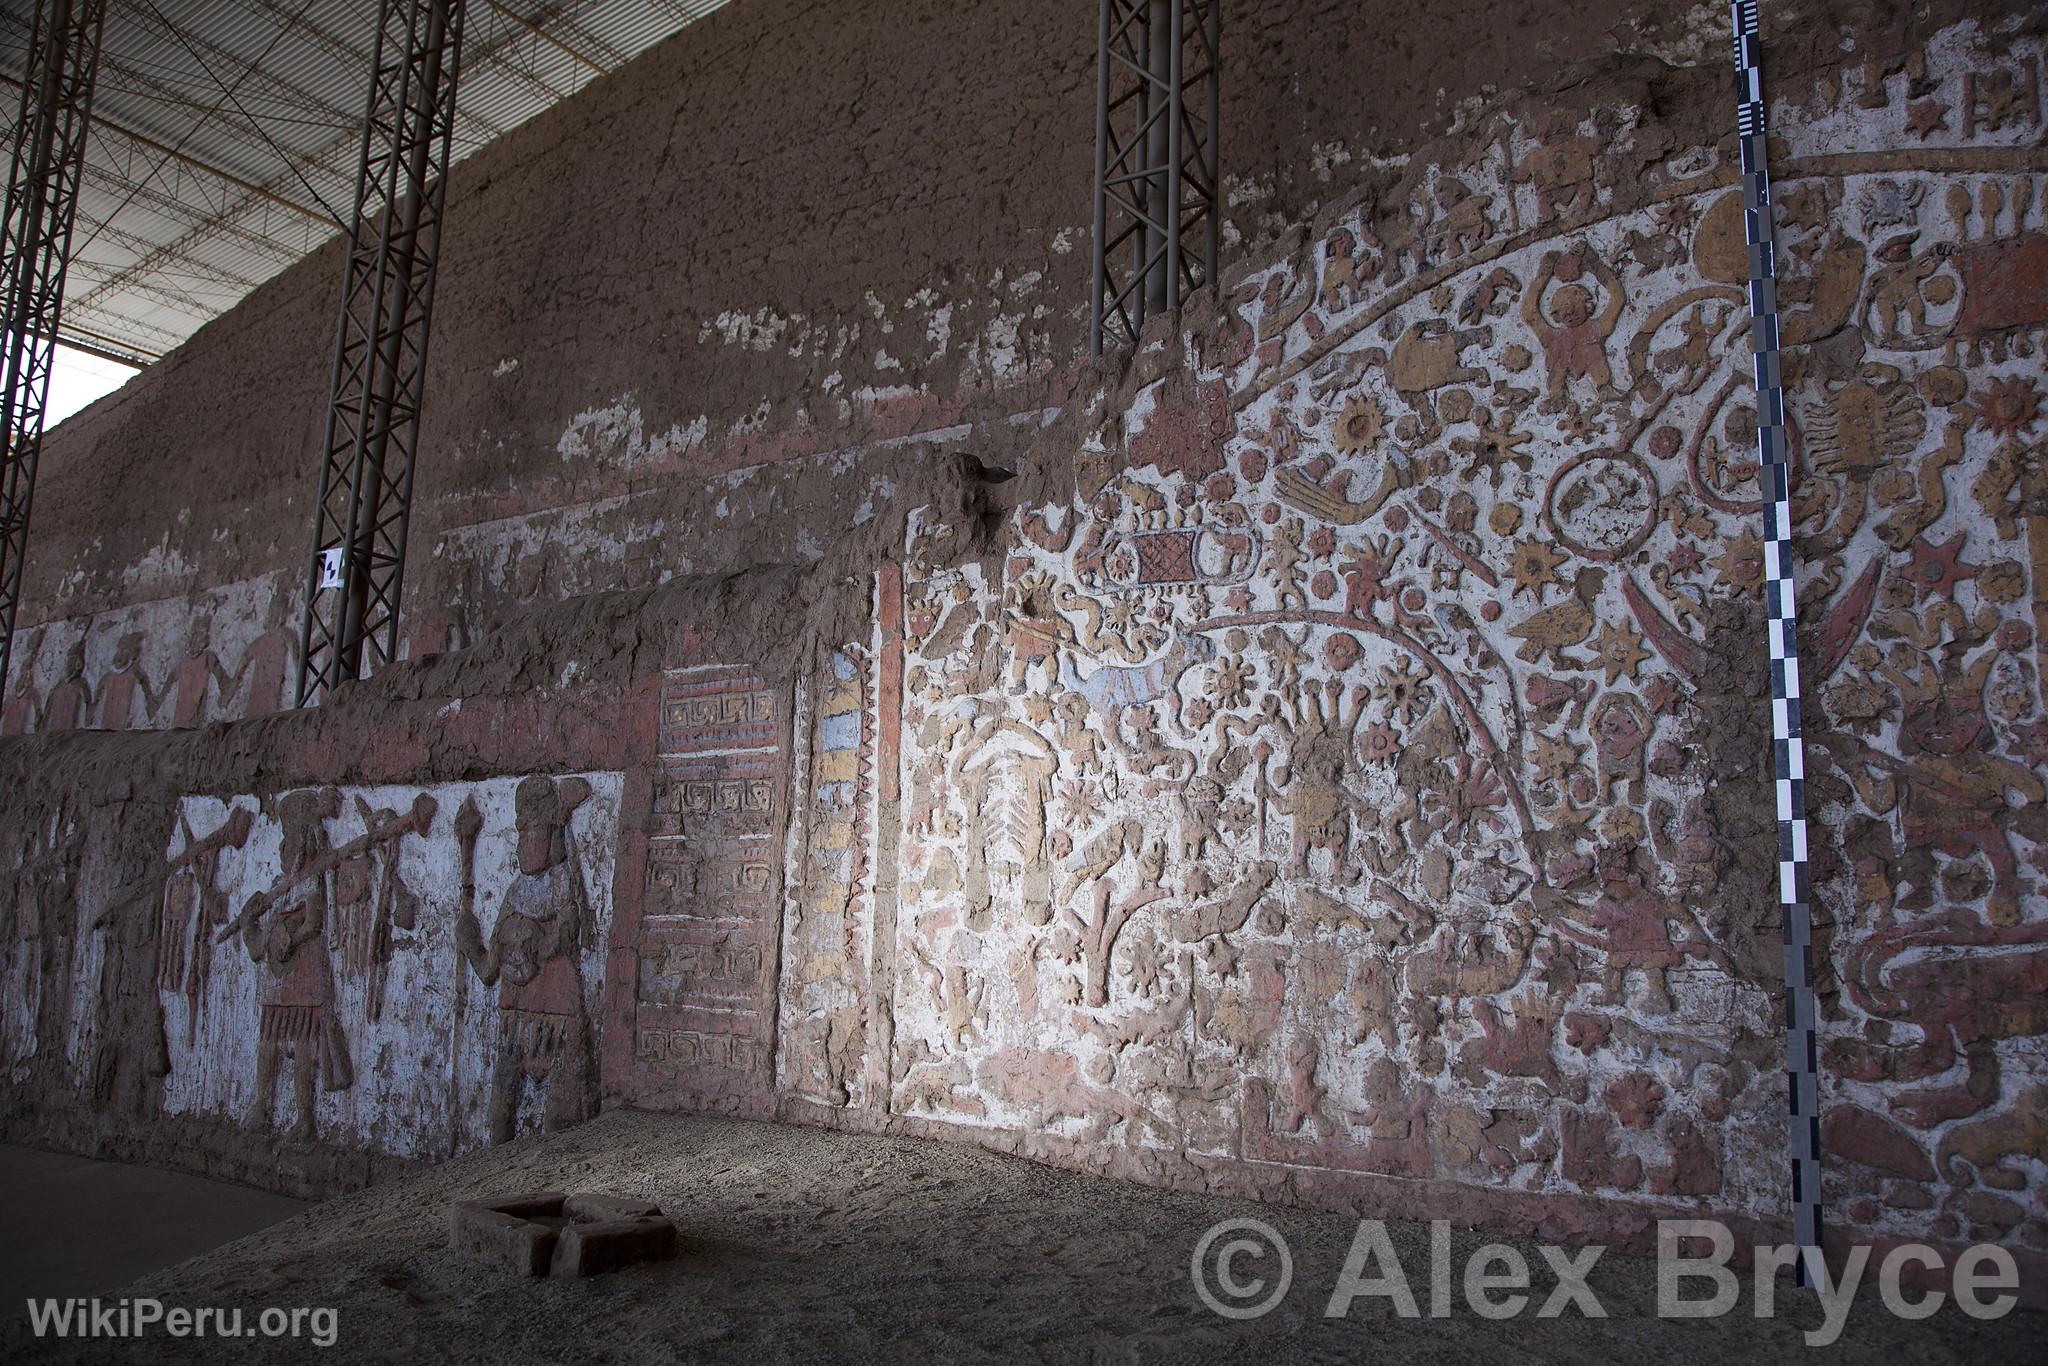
0, 10, 2041, 1281
613, 666, 789, 1108
2, 571, 303, 736
0, 802, 81, 1084
776, 647, 876, 1106
158, 775, 621, 1157
754, 17, 2048, 1258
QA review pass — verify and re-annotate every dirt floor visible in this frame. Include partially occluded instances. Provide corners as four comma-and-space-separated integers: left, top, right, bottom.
0, 1145, 307, 1305
2, 1111, 2039, 1362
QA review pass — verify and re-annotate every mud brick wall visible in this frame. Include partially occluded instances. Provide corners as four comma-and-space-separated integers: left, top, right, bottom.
2, 0, 2045, 1296
5, 0, 1744, 731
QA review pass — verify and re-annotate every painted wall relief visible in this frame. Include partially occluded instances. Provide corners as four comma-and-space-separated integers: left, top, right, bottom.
157, 775, 620, 1158
2, 9, 2039, 1268
777, 647, 876, 1107
612, 666, 789, 1111
452, 777, 604, 1145
807, 19, 2048, 1252
2, 571, 302, 736
0, 803, 83, 1084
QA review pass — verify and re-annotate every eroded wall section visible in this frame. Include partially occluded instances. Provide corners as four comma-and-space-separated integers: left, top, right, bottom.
0, 8, 2043, 1291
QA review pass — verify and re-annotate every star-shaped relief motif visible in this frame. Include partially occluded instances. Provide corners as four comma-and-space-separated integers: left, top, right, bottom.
1509, 537, 1568, 599
1594, 620, 1653, 685
1711, 529, 1766, 595
1904, 533, 1978, 601
1904, 98, 1949, 139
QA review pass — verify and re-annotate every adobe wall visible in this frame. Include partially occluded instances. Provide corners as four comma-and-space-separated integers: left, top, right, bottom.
0, 0, 2044, 1300
5, 0, 1830, 729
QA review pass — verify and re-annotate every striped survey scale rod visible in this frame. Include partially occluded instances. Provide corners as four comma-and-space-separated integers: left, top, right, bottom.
1730, 0, 1823, 1279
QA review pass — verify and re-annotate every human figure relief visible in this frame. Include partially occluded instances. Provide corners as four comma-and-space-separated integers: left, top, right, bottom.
1863, 232, 1950, 345
158, 806, 253, 1046
1258, 680, 1371, 875
1209, 502, 1260, 579
330, 796, 422, 1022
235, 790, 350, 1142
1414, 175, 1495, 264
98, 631, 161, 730
1589, 692, 1651, 806
40, 637, 92, 732
1002, 571, 1072, 692
1, 627, 46, 735
1878, 653, 2048, 926
1523, 245, 1625, 399
1545, 843, 1717, 1014
455, 776, 599, 1144
222, 589, 298, 719
1, 803, 77, 1068
170, 617, 231, 728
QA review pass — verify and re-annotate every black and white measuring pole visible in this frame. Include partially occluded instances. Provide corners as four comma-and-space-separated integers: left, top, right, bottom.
1731, 0, 1823, 1275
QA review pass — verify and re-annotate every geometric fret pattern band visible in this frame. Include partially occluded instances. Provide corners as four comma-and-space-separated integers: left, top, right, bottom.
1731, 0, 1823, 1277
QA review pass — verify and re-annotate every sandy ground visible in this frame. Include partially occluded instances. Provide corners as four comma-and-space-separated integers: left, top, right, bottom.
0, 1145, 306, 1304
2, 1110, 2038, 1363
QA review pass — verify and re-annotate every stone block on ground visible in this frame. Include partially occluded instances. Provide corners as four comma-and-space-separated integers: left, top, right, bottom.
450, 1191, 673, 1279
551, 1215, 678, 1279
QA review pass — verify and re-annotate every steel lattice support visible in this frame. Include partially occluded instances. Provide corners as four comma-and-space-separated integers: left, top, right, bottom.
297, 0, 468, 704
1091, 0, 1218, 356
0, 0, 105, 703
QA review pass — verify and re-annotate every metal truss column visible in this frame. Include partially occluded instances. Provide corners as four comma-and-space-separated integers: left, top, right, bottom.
297, 0, 468, 704
0, 0, 106, 701
1091, 0, 1219, 355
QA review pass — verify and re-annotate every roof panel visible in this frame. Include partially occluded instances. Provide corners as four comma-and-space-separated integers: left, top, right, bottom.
0, 0, 734, 366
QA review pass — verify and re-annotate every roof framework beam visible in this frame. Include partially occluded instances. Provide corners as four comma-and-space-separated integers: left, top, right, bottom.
483, 0, 602, 77
58, 2, 615, 347
115, 0, 356, 221
233, 0, 510, 145
0, 0, 732, 366
1, 71, 334, 223
70, 145, 315, 261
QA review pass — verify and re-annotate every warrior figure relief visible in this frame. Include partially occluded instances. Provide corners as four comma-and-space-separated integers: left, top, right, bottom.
239, 790, 352, 1142
456, 775, 600, 1143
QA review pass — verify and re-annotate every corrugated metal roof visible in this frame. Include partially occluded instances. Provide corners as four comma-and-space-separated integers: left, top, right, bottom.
0, 0, 733, 367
